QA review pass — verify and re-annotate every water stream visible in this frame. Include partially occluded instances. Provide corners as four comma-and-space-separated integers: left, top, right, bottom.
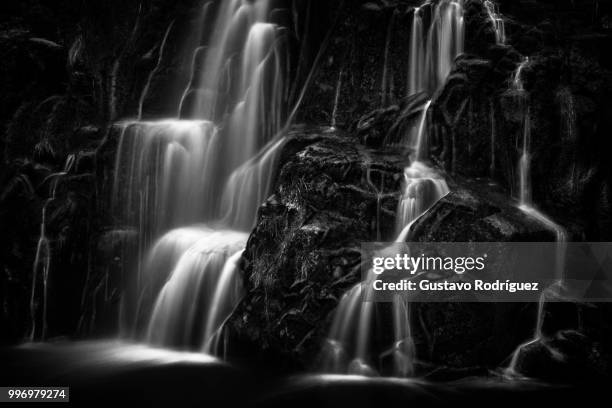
322, 0, 462, 377
505, 56, 568, 377
484, 0, 506, 44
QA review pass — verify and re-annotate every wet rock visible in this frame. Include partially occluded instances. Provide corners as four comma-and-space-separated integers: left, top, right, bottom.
69, 126, 102, 152
409, 178, 558, 242
227, 129, 407, 371
404, 178, 559, 370
427, 1, 612, 241
352, 93, 431, 148
507, 287, 612, 381
510, 330, 607, 382
354, 105, 401, 147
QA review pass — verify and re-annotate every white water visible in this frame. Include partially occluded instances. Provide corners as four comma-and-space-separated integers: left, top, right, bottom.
330, 69, 343, 130
322, 2, 462, 373
113, 0, 288, 354
512, 57, 566, 245
408, 0, 464, 96
505, 57, 568, 377
484, 0, 506, 44
323, 101, 450, 377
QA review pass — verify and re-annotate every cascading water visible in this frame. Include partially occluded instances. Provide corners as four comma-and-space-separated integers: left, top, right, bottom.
321, 0, 460, 377
484, 0, 506, 44
505, 57, 568, 377
512, 57, 566, 242
330, 69, 343, 130
113, 0, 288, 354
408, 0, 464, 96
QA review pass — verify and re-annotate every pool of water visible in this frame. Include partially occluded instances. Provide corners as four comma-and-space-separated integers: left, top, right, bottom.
0, 340, 602, 407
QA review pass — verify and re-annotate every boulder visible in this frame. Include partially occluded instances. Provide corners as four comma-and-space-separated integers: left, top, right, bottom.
227, 128, 407, 371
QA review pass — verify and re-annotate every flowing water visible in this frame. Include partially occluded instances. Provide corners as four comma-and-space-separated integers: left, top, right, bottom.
330, 69, 343, 130
322, 0, 461, 377
112, 0, 288, 354
484, 0, 506, 44
408, 0, 464, 96
505, 57, 568, 377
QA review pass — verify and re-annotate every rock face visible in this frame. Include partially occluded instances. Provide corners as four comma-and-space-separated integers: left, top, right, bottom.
228, 132, 558, 373
508, 287, 612, 381
405, 179, 552, 373
227, 127, 407, 370
409, 178, 558, 242
428, 0, 612, 240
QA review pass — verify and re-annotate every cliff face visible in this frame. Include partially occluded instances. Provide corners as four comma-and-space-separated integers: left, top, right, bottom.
430, 0, 612, 240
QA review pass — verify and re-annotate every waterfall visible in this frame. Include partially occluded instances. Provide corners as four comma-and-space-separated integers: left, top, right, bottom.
113, 0, 289, 354
321, 0, 463, 372
29, 154, 75, 340
137, 21, 175, 120
512, 56, 566, 271
408, 0, 464, 96
512, 57, 530, 206
505, 57, 568, 377
484, 0, 506, 44
519, 108, 532, 206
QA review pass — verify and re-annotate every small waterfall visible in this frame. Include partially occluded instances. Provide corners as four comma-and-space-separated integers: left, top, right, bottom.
512, 57, 530, 206
512, 56, 566, 259
513, 57, 528, 92
322, 101, 450, 376
408, 0, 464, 96
137, 21, 175, 120
113, 0, 289, 354
322, 0, 462, 377
505, 58, 568, 377
330, 69, 343, 130
219, 137, 286, 230
29, 154, 75, 340
484, 0, 506, 44
144, 227, 247, 350
519, 108, 532, 206
113, 120, 222, 242
396, 161, 449, 242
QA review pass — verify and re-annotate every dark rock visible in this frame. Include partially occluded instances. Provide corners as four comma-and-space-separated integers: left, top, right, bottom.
510, 330, 608, 382
355, 105, 401, 147
426, 1, 612, 241
507, 286, 612, 381
69, 126, 101, 152
352, 92, 432, 148
404, 178, 559, 371
296, 1, 413, 127
227, 129, 408, 371
409, 178, 558, 242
